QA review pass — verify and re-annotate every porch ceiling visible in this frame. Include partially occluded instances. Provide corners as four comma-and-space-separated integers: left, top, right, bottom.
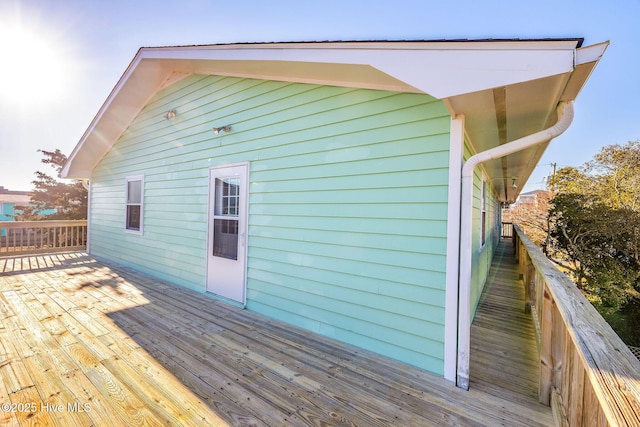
61, 40, 608, 199
445, 41, 607, 202
446, 75, 566, 203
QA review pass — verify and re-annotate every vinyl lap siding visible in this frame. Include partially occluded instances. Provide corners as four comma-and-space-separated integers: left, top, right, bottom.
464, 140, 502, 321
90, 75, 451, 374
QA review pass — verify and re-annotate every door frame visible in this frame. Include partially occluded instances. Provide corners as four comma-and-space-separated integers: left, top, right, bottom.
205, 162, 250, 305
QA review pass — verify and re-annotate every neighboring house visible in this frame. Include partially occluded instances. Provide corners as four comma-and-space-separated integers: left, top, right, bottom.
502, 189, 552, 221
61, 39, 607, 388
0, 186, 31, 236
0, 186, 58, 223
515, 189, 551, 207
0, 186, 30, 219
502, 189, 553, 246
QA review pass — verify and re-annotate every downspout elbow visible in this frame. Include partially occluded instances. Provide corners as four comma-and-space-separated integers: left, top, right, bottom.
461, 101, 574, 180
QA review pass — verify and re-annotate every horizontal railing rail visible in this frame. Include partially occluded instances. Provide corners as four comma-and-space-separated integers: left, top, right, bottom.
513, 224, 640, 427
0, 220, 87, 256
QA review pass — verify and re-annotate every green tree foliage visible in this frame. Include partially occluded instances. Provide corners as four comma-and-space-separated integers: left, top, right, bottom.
548, 140, 640, 345
14, 149, 87, 220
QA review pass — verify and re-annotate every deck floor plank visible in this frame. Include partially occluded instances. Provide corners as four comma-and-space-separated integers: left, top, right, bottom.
0, 247, 552, 426
470, 240, 551, 422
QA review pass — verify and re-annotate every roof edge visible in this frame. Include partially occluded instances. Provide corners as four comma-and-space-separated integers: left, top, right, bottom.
61, 38, 593, 180
140, 37, 585, 50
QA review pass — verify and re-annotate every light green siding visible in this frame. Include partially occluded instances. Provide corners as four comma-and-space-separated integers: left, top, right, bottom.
464, 139, 502, 321
90, 75, 452, 374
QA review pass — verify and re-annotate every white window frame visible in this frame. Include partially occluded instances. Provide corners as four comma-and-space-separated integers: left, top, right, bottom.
125, 175, 144, 234
481, 178, 487, 247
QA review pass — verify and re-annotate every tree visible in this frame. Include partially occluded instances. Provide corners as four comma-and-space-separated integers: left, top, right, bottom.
14, 149, 87, 220
507, 190, 552, 248
587, 141, 640, 211
547, 140, 640, 345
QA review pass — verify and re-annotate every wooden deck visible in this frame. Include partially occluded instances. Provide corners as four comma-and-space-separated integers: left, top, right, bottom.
0, 243, 552, 426
470, 240, 546, 408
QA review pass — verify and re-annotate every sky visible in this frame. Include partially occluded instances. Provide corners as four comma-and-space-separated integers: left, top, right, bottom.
0, 0, 638, 193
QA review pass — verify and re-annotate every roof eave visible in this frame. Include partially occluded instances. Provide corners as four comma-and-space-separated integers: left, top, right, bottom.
61, 39, 595, 180
467, 41, 609, 202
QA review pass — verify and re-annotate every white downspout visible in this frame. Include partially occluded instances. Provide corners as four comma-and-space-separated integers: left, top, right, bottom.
456, 101, 574, 390
84, 179, 91, 254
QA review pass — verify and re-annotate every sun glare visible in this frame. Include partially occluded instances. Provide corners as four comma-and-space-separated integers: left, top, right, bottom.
0, 24, 72, 108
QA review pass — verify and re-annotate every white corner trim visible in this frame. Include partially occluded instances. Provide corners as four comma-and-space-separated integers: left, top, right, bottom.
86, 180, 91, 254
443, 114, 464, 382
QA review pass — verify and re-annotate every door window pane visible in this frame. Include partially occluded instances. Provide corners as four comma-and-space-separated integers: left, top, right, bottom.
215, 177, 239, 216
213, 219, 238, 260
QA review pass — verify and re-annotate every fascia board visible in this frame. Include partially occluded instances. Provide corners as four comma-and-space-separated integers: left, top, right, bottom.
576, 41, 609, 65
61, 53, 172, 178
61, 51, 145, 178
140, 41, 579, 98
560, 41, 609, 102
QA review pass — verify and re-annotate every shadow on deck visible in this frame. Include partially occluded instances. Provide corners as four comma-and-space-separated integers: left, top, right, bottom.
0, 248, 551, 426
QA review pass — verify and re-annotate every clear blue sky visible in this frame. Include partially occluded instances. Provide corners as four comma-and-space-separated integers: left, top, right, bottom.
1, 0, 637, 192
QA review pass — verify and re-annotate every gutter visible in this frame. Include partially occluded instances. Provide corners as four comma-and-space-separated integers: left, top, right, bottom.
456, 100, 574, 390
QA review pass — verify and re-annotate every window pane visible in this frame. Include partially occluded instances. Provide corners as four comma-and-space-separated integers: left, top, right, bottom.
127, 205, 141, 230
481, 211, 486, 246
127, 180, 142, 204
213, 219, 238, 260
215, 177, 239, 216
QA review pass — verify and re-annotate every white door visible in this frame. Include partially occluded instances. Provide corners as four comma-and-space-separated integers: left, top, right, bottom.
206, 163, 249, 303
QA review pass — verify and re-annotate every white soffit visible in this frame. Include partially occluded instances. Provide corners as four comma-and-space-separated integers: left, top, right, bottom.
454, 41, 608, 202
61, 40, 591, 179
140, 40, 580, 98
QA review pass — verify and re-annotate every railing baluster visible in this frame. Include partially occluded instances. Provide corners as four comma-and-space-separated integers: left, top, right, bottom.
570, 346, 585, 425
540, 287, 554, 405
525, 258, 534, 314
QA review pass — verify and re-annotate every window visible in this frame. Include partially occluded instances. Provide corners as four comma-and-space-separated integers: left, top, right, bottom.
125, 175, 144, 233
481, 179, 487, 247
213, 177, 240, 260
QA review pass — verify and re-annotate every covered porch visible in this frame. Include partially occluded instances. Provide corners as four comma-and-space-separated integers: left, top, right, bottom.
0, 242, 551, 426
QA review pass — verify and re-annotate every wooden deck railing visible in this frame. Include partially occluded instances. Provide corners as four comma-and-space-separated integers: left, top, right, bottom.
512, 224, 640, 427
0, 220, 87, 256
501, 221, 513, 238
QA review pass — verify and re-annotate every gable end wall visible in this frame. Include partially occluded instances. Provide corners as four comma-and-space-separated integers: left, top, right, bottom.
90, 75, 452, 375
